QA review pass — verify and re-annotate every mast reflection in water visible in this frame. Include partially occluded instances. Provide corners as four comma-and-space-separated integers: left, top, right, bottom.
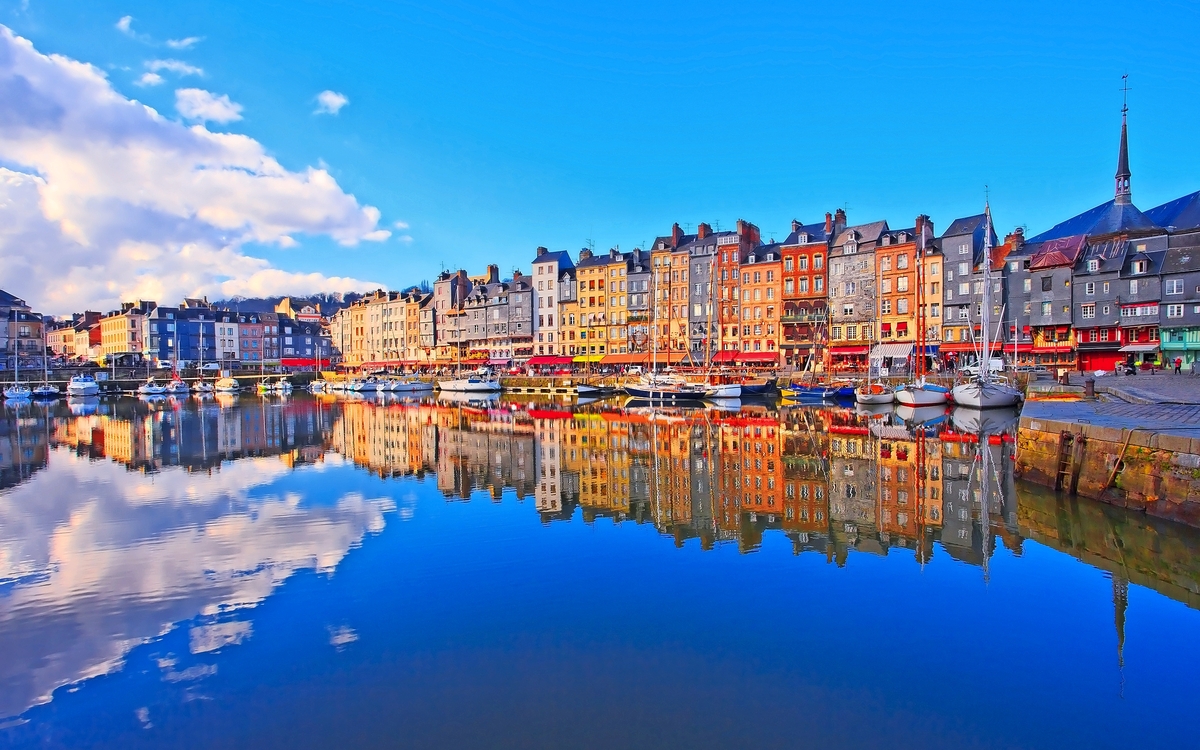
0, 394, 1197, 749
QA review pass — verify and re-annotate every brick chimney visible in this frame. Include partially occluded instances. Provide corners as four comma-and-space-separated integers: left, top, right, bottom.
736, 219, 760, 244
834, 209, 847, 234
1004, 227, 1025, 253
792, 219, 802, 233
486, 264, 499, 283
671, 223, 683, 247
695, 223, 710, 239
824, 212, 833, 235
536, 246, 548, 257
579, 248, 593, 261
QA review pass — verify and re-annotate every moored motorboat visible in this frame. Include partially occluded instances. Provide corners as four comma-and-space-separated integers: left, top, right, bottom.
192, 379, 215, 394
165, 378, 190, 395
67, 374, 100, 397
32, 384, 60, 400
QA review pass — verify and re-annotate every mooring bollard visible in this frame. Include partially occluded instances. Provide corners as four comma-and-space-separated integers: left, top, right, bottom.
1084, 376, 1095, 399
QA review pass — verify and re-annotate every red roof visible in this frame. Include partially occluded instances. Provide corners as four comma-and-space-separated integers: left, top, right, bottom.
1029, 234, 1087, 269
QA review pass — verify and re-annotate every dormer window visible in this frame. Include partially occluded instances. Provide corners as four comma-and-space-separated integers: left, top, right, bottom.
1132, 259, 1147, 274
797, 233, 808, 243
1087, 259, 1099, 272
844, 240, 858, 255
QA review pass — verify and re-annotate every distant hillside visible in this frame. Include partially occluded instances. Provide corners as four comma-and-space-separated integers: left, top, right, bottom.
210, 293, 366, 315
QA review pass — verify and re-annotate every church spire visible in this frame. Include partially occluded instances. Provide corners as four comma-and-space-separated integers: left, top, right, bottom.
1115, 75, 1132, 205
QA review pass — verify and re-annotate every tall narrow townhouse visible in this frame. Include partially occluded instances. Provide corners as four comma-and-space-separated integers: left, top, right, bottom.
432, 269, 471, 365
939, 213, 993, 362
1071, 240, 1129, 371
238, 313, 265, 366
507, 271, 535, 366
599, 248, 632, 355
462, 265, 504, 365
1118, 238, 1168, 366
1026, 236, 1087, 373
572, 248, 622, 363
780, 216, 832, 369
873, 217, 934, 373
685, 233, 717, 358
648, 240, 694, 364
626, 249, 652, 358
828, 214, 887, 371
713, 220, 763, 358
737, 243, 784, 364
400, 288, 428, 365
531, 247, 575, 357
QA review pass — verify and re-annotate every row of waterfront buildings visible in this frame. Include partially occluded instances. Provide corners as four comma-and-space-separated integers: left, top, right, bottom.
14, 110, 1200, 373
327, 113, 1200, 373
21, 297, 333, 369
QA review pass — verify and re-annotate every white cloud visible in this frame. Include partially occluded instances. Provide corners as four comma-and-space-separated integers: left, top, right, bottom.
314, 89, 348, 115
136, 72, 164, 87
397, 235, 414, 244
393, 220, 409, 229
166, 36, 203, 50
148, 58, 203, 77
115, 15, 134, 34
175, 88, 243, 123
0, 25, 390, 315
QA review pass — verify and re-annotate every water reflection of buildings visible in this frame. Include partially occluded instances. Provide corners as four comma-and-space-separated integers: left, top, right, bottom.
3, 396, 1200, 720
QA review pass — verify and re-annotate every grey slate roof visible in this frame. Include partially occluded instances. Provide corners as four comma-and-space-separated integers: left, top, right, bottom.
941, 214, 986, 238
1075, 238, 1127, 275
1145, 191, 1200, 233
533, 250, 575, 267
1026, 199, 1161, 243
832, 220, 888, 248
781, 221, 828, 245
1161, 245, 1200, 274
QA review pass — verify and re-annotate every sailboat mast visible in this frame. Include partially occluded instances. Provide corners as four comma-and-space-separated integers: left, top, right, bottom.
980, 204, 993, 380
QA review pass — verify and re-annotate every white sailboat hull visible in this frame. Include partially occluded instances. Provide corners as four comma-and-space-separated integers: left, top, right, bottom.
855, 389, 893, 405
894, 385, 949, 406
704, 384, 742, 399
951, 381, 1022, 409
390, 381, 434, 393
4, 385, 31, 399
438, 378, 501, 393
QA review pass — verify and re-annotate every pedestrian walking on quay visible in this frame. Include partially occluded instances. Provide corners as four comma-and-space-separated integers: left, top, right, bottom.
1176, 357, 1183, 375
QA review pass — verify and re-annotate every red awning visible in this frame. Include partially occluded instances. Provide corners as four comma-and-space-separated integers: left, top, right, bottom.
712, 351, 741, 363
281, 357, 329, 367
526, 355, 575, 366
738, 352, 779, 364
830, 346, 869, 355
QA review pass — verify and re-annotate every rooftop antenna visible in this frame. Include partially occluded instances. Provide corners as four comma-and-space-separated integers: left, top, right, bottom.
713, 219, 721, 232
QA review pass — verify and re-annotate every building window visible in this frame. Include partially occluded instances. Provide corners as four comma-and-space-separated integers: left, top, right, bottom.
1100, 328, 1110, 342
1087, 259, 1099, 272
1166, 279, 1184, 295
1041, 302, 1051, 316
1167, 304, 1184, 319
1130, 279, 1140, 295
1085, 282, 1095, 296
1132, 260, 1147, 274
1041, 277, 1053, 292
1082, 303, 1095, 319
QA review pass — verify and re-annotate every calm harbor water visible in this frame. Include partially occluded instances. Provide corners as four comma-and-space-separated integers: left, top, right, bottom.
1, 393, 1198, 749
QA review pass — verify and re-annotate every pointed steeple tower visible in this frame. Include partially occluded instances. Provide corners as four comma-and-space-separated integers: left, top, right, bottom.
1115, 76, 1132, 205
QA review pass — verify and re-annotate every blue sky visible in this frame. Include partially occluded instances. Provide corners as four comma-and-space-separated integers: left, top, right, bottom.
6, 0, 1200, 298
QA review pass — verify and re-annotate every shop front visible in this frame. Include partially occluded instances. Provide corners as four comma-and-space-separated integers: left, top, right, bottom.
828, 345, 869, 373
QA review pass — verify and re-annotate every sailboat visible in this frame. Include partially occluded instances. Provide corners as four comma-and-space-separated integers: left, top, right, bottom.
32, 328, 60, 399
4, 344, 31, 400
856, 291, 893, 405
193, 322, 214, 393
894, 221, 950, 407
951, 202, 1023, 409
624, 260, 707, 402
697, 255, 742, 399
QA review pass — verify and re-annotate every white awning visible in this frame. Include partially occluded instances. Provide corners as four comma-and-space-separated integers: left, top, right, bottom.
871, 342, 915, 359
1118, 343, 1160, 353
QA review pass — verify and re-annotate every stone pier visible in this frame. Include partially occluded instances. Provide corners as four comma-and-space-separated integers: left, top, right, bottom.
1017, 383, 1200, 527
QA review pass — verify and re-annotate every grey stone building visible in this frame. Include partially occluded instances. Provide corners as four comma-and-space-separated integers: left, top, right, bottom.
684, 234, 718, 356
1070, 239, 1128, 371
828, 218, 888, 369
1117, 236, 1169, 365
626, 248, 651, 354
507, 270, 534, 363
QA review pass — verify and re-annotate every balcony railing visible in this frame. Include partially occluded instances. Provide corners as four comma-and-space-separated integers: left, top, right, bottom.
781, 313, 828, 324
